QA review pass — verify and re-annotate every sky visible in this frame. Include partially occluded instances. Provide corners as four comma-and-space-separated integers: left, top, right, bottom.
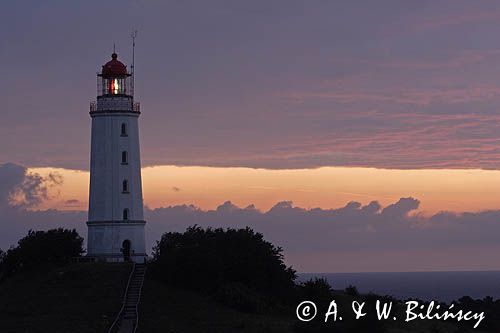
27, 166, 500, 215
2, 1, 500, 272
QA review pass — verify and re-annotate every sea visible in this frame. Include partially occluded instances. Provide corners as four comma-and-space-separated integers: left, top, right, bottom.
298, 271, 500, 303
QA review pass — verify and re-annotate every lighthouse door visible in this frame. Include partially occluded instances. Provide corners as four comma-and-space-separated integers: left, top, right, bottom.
122, 239, 131, 262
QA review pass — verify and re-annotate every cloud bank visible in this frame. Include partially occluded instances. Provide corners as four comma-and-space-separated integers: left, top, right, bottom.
1, 163, 500, 272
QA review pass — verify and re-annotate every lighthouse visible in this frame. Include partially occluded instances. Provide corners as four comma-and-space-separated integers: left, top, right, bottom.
86, 52, 146, 262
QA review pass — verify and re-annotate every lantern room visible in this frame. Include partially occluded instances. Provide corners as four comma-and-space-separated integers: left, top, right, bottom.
97, 53, 132, 96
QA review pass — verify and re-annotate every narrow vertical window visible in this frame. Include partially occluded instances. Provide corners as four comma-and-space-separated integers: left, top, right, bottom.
123, 208, 129, 220
122, 180, 129, 193
121, 123, 127, 136
121, 151, 128, 164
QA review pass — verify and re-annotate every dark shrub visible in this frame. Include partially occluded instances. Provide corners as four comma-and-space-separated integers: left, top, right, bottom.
345, 284, 359, 296
296, 277, 333, 316
0, 228, 84, 277
299, 278, 332, 300
150, 226, 296, 302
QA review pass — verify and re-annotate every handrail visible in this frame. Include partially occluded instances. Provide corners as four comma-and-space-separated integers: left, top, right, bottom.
108, 263, 136, 333
133, 265, 146, 333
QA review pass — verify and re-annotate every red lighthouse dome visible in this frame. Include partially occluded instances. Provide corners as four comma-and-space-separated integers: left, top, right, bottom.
101, 53, 128, 77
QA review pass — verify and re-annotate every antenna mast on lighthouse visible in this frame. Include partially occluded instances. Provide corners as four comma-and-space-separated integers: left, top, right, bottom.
131, 30, 138, 96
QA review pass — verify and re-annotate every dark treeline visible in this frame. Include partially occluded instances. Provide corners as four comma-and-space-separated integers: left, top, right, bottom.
1, 227, 499, 332
0, 228, 83, 280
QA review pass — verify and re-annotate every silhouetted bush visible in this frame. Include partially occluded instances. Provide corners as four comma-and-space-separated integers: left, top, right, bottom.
298, 277, 333, 305
150, 226, 296, 302
0, 228, 84, 277
345, 284, 359, 296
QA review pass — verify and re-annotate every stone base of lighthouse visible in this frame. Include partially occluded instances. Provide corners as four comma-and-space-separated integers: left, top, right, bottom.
86, 221, 147, 263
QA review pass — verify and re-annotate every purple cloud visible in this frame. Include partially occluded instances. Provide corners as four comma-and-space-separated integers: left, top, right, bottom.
4, 2, 500, 170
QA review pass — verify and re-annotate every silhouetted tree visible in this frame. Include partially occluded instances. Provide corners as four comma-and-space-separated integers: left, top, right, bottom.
150, 226, 296, 302
0, 228, 83, 277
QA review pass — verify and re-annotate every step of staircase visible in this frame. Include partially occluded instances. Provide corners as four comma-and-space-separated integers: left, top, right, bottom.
108, 263, 146, 333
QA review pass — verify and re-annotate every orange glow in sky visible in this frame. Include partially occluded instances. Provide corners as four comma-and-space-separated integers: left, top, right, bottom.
30, 166, 500, 214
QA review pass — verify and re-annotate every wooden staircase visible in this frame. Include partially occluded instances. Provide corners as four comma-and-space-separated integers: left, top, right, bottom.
109, 263, 146, 333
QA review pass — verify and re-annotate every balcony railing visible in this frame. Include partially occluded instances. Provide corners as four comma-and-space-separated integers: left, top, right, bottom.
89, 100, 140, 113
133, 102, 140, 113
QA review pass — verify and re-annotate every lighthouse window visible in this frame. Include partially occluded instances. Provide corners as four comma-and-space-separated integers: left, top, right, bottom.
103, 77, 127, 95
121, 151, 128, 164
112, 79, 119, 94
122, 180, 129, 193
123, 209, 129, 220
121, 123, 128, 136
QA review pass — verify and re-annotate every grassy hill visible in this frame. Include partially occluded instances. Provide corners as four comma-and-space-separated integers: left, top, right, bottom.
0, 263, 493, 333
138, 275, 479, 333
0, 263, 130, 333
138, 275, 294, 333
0, 263, 295, 333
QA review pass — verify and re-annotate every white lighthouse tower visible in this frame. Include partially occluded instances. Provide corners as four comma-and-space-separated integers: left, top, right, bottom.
86, 52, 146, 262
